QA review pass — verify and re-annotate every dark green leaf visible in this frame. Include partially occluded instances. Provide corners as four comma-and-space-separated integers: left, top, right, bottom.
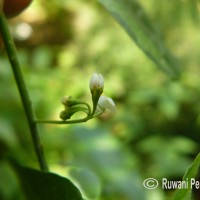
13, 164, 82, 200
99, 0, 180, 78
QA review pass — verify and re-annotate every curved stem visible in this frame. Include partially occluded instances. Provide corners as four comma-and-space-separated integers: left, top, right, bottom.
79, 102, 92, 116
36, 108, 91, 124
35, 101, 92, 125
68, 106, 90, 115
35, 117, 89, 124
0, 14, 48, 171
91, 109, 105, 118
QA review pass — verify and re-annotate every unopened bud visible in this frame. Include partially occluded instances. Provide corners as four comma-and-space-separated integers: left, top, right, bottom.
89, 73, 104, 93
59, 109, 74, 120
61, 96, 79, 107
98, 95, 116, 113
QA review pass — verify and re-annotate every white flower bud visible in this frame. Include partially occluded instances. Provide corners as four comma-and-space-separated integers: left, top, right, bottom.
98, 95, 116, 113
89, 73, 104, 92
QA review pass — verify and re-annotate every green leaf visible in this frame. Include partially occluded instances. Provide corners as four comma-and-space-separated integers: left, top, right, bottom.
171, 152, 200, 200
13, 164, 83, 200
99, 0, 180, 78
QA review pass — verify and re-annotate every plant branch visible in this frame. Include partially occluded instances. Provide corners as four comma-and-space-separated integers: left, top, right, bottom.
35, 118, 89, 124
0, 13, 49, 171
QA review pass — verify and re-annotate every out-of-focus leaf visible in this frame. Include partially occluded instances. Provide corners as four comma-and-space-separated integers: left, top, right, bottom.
99, 0, 180, 78
13, 164, 83, 200
67, 126, 145, 200
67, 167, 101, 200
0, 161, 25, 200
0, 118, 18, 148
171, 152, 200, 200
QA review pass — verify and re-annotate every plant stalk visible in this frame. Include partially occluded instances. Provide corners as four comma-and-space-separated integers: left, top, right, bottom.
35, 118, 89, 124
0, 13, 49, 171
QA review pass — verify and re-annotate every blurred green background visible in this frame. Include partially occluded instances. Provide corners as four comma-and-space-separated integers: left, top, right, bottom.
1, 0, 200, 199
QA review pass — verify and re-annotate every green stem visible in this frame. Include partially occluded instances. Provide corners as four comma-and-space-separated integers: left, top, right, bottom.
79, 102, 92, 116
90, 93, 101, 117
0, 14, 48, 171
35, 118, 89, 124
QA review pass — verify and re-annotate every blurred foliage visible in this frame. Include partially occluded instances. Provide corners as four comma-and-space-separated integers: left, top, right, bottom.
1, 0, 200, 199
99, 0, 180, 78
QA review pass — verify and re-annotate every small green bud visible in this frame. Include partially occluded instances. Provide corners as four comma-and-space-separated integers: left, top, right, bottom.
61, 96, 80, 107
59, 109, 74, 120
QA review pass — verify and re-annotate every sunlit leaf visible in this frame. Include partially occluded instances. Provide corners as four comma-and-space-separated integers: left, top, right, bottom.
99, 0, 180, 78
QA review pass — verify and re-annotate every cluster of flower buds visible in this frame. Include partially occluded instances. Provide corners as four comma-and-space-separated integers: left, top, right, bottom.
59, 73, 115, 121
59, 96, 89, 120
